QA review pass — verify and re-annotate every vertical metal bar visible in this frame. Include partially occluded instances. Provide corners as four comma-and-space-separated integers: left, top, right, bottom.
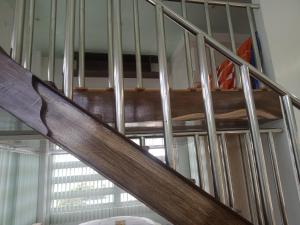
282, 95, 300, 183
247, 6, 262, 72
47, 0, 57, 82
63, 0, 76, 99
155, 4, 176, 169
133, 0, 143, 89
107, 0, 114, 88
220, 134, 235, 208
11, 0, 26, 64
244, 133, 265, 225
204, 1, 218, 89
267, 132, 289, 225
23, 0, 35, 70
239, 134, 259, 224
181, 0, 193, 88
194, 135, 204, 190
226, 3, 241, 88
113, 0, 125, 133
197, 34, 226, 202
78, 0, 85, 88
241, 65, 275, 225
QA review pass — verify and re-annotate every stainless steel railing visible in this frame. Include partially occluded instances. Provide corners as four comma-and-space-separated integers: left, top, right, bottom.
8, 0, 300, 224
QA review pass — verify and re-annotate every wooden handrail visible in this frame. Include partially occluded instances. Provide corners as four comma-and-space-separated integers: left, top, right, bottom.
0, 51, 251, 225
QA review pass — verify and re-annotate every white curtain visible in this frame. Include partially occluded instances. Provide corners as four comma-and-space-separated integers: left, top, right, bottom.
48, 154, 170, 225
0, 149, 40, 225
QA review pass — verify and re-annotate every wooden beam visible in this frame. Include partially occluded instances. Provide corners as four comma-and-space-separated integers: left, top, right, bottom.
0, 51, 251, 225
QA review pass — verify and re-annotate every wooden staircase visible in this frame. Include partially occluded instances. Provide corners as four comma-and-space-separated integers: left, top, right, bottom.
0, 49, 251, 225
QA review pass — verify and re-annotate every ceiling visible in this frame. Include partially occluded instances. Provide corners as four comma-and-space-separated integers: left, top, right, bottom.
28, 0, 253, 57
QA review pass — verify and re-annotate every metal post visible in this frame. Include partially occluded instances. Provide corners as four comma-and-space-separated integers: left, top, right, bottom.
225, 3, 241, 88
247, 6, 262, 72
63, 0, 76, 99
267, 132, 289, 225
194, 135, 205, 190
244, 133, 265, 225
23, 0, 35, 70
181, 0, 194, 88
197, 33, 226, 203
47, 0, 57, 82
282, 95, 300, 183
155, 4, 176, 169
113, 0, 125, 133
239, 134, 259, 224
204, 1, 218, 89
133, 0, 143, 89
11, 0, 26, 64
241, 65, 275, 225
78, 0, 85, 88
220, 134, 235, 208
107, 0, 114, 88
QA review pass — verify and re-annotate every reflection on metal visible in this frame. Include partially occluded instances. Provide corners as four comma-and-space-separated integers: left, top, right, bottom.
78, 0, 86, 88
48, 0, 57, 82
133, 0, 143, 88
181, 0, 194, 88
63, 0, 75, 99
197, 34, 225, 203
244, 133, 265, 225
113, 0, 125, 133
247, 6, 262, 73
239, 134, 259, 224
11, 0, 26, 64
267, 132, 289, 225
220, 134, 235, 208
23, 0, 35, 70
155, 4, 176, 169
282, 95, 300, 184
241, 65, 275, 225
204, 1, 218, 89
225, 3, 241, 88
107, 0, 114, 88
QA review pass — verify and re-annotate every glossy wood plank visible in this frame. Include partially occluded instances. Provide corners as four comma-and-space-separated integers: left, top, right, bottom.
73, 88, 281, 127
0, 51, 251, 225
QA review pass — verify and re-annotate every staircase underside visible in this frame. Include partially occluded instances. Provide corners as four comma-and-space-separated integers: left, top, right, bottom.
0, 50, 251, 225
73, 88, 282, 132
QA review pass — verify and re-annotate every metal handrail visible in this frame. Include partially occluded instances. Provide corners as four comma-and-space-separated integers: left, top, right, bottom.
164, 0, 260, 8
146, 0, 300, 109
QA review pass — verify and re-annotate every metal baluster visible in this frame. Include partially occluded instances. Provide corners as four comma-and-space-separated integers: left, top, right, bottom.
204, 0, 218, 89
48, 0, 57, 82
63, 0, 76, 99
220, 134, 235, 208
155, 4, 176, 169
133, 0, 143, 89
181, 0, 193, 88
194, 135, 205, 190
11, 0, 26, 64
267, 132, 289, 225
244, 133, 265, 225
197, 34, 226, 202
241, 65, 275, 224
107, 0, 114, 88
282, 95, 300, 184
78, 0, 85, 88
113, 0, 125, 133
23, 0, 35, 70
225, 3, 241, 88
247, 6, 262, 72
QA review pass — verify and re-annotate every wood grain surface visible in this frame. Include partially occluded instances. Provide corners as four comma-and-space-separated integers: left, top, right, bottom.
0, 51, 252, 225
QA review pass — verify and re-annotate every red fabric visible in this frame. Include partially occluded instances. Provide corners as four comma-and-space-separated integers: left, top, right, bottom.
217, 38, 252, 89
